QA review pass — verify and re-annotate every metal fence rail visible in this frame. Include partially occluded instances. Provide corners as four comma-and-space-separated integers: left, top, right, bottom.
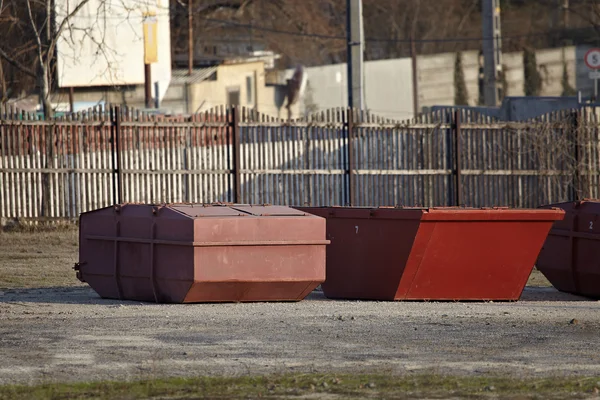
1, 103, 599, 224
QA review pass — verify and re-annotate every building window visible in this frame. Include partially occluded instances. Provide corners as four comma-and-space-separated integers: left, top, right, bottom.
227, 87, 240, 106
246, 76, 253, 105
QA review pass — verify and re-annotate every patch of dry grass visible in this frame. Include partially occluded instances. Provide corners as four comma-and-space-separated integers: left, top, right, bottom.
0, 227, 82, 289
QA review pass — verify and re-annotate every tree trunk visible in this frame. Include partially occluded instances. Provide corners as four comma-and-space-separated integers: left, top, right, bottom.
40, 63, 53, 119
40, 62, 54, 219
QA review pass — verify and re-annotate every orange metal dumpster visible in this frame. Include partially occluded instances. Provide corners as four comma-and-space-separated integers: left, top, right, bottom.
537, 200, 600, 298
295, 206, 564, 301
75, 204, 328, 303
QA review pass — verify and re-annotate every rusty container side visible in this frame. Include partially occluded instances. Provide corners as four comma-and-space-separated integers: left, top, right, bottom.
402, 208, 564, 300
180, 204, 327, 302
78, 204, 196, 303
296, 207, 564, 301
77, 204, 328, 303
537, 200, 600, 298
296, 207, 425, 300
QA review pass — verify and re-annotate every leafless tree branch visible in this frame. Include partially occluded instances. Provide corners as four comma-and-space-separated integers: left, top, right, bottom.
25, 0, 44, 68
0, 46, 36, 78
48, 0, 94, 65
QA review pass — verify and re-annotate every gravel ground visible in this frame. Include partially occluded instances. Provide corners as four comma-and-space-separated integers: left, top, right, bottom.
1, 286, 599, 386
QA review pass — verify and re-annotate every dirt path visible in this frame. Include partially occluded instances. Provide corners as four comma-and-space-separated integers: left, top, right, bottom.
1, 286, 599, 386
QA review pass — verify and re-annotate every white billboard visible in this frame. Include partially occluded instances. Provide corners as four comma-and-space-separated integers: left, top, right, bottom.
55, 0, 171, 100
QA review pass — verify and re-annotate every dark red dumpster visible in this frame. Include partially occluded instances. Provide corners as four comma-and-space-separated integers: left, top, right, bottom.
537, 199, 600, 298
76, 204, 328, 303
295, 207, 564, 301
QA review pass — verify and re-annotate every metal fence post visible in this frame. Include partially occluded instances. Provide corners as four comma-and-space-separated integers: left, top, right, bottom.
116, 106, 123, 204
232, 106, 241, 203
452, 110, 462, 207
110, 105, 123, 205
570, 110, 580, 201
109, 106, 116, 205
347, 108, 355, 206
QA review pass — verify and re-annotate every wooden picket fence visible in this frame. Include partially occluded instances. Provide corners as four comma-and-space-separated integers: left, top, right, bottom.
1, 104, 599, 224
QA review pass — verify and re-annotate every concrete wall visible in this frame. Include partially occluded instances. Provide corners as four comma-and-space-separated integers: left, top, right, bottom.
416, 47, 580, 110
299, 63, 347, 113
298, 58, 413, 120
502, 51, 525, 97
364, 58, 414, 120
537, 47, 575, 96
460, 50, 481, 106
299, 45, 597, 121
417, 52, 456, 109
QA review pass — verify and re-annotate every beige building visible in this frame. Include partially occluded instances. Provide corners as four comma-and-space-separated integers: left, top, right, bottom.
164, 60, 299, 118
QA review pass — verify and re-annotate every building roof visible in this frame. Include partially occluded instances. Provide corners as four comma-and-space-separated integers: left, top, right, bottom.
172, 50, 281, 71
170, 67, 218, 85
222, 51, 280, 67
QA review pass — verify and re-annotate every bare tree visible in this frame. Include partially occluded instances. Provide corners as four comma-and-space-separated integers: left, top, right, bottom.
0, 0, 140, 117
565, 0, 600, 38
0, 0, 102, 117
0, 0, 144, 219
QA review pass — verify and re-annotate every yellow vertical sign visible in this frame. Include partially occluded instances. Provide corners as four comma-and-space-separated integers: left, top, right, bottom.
143, 12, 158, 64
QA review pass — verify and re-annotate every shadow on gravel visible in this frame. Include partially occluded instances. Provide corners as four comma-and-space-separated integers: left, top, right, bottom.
0, 286, 137, 305
0, 286, 332, 305
519, 286, 592, 302
0, 285, 596, 305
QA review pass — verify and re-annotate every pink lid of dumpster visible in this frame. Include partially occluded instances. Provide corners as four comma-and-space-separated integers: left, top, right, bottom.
76, 203, 328, 303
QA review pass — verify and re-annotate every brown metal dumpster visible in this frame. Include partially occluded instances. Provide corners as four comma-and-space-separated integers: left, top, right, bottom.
295, 206, 564, 301
75, 203, 328, 303
537, 199, 600, 298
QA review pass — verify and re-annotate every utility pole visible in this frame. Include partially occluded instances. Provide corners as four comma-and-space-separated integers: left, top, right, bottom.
145, 65, 152, 109
346, 0, 364, 110
410, 36, 419, 117
562, 0, 570, 34
482, 0, 502, 106
560, 0, 570, 92
552, 0, 569, 45
188, 0, 193, 75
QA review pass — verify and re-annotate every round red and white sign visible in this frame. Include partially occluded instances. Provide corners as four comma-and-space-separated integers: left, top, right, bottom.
584, 48, 600, 70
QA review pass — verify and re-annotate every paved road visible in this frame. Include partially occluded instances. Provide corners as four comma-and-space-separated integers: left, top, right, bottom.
1, 286, 599, 385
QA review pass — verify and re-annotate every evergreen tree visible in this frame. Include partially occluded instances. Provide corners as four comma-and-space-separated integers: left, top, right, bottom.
524, 49, 542, 96
561, 61, 576, 97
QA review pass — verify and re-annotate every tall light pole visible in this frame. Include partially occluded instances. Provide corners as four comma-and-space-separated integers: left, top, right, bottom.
482, 0, 502, 106
346, 0, 364, 109
188, 0, 193, 76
